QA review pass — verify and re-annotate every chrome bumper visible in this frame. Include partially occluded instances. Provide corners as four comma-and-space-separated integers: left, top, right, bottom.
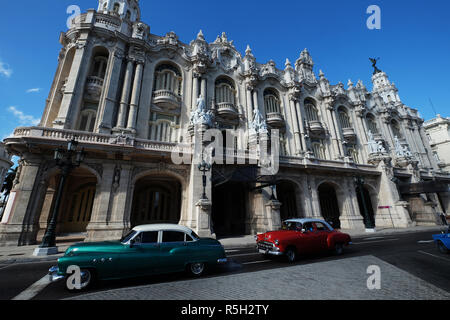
217, 258, 228, 264
48, 266, 65, 282
258, 249, 283, 256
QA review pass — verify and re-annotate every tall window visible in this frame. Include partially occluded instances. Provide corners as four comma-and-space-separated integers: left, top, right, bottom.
113, 2, 120, 14
312, 140, 326, 159
391, 120, 402, 138
78, 109, 97, 132
304, 99, 319, 122
347, 146, 359, 163
215, 78, 235, 105
264, 88, 281, 114
338, 107, 351, 129
91, 56, 108, 79
148, 113, 178, 142
366, 114, 378, 134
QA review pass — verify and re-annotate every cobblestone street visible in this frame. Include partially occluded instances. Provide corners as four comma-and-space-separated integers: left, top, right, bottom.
67, 255, 450, 300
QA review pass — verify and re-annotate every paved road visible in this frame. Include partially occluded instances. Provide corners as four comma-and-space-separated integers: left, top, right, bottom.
0, 230, 448, 300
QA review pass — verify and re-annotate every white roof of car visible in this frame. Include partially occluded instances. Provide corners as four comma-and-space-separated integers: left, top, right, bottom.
284, 218, 334, 230
132, 224, 193, 233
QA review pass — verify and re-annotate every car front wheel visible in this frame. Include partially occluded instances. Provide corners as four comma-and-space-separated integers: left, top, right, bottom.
334, 243, 344, 255
188, 262, 206, 276
285, 248, 297, 263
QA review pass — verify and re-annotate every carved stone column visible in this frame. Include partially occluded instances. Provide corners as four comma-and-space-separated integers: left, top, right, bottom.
196, 199, 214, 238
54, 39, 93, 129
97, 48, 125, 134
115, 59, 135, 130
265, 199, 282, 231
126, 61, 144, 132
325, 102, 342, 159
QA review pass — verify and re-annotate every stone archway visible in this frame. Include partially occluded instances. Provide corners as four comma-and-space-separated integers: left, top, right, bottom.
37, 166, 98, 239
130, 174, 182, 228
318, 183, 341, 229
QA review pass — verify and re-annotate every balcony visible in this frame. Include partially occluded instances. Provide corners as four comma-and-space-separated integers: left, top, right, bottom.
152, 90, 181, 110
85, 76, 104, 101
266, 112, 285, 128
216, 102, 239, 120
342, 127, 357, 141
308, 120, 325, 135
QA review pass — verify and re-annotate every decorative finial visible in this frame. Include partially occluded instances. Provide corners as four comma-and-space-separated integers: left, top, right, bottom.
285, 58, 292, 68
197, 29, 204, 40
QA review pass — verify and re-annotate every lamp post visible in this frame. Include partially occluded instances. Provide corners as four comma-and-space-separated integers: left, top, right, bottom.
198, 158, 211, 200
34, 139, 85, 256
354, 176, 375, 230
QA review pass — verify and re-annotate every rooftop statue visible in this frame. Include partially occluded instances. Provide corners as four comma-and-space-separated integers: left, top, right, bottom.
369, 57, 382, 75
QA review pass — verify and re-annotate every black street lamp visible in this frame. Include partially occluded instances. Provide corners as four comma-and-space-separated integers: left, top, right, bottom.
39, 139, 85, 250
198, 158, 211, 200
354, 176, 375, 229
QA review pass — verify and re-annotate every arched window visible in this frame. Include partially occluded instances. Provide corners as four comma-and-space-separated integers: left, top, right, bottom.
113, 2, 120, 14
77, 109, 97, 132
215, 78, 235, 105
153, 63, 182, 97
338, 107, 351, 129
391, 120, 402, 138
304, 99, 319, 122
366, 114, 378, 134
264, 88, 281, 114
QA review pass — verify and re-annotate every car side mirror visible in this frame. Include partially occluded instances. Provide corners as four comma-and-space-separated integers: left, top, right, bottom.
301, 229, 307, 233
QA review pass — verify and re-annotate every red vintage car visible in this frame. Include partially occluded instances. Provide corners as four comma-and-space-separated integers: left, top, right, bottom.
256, 218, 352, 262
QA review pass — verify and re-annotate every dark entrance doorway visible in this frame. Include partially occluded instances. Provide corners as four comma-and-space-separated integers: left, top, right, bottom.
131, 176, 181, 228
356, 185, 376, 228
212, 182, 247, 237
318, 183, 341, 229
277, 181, 299, 221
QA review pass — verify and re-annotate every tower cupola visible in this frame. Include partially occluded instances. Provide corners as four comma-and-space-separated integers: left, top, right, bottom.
98, 0, 141, 22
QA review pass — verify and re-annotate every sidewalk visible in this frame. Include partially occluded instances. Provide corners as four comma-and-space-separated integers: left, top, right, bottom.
0, 225, 445, 265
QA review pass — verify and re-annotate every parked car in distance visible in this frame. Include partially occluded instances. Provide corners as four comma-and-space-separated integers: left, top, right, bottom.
49, 224, 227, 290
433, 225, 450, 254
255, 218, 352, 262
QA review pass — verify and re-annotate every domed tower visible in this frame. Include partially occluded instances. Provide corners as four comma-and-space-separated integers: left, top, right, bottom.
97, 0, 141, 22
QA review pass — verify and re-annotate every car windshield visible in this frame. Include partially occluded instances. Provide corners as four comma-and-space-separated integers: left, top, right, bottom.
281, 221, 300, 231
120, 230, 137, 243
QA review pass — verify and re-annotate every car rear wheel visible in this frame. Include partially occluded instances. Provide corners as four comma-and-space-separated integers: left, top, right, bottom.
437, 241, 449, 254
188, 262, 206, 276
285, 248, 297, 263
65, 268, 94, 291
334, 243, 344, 255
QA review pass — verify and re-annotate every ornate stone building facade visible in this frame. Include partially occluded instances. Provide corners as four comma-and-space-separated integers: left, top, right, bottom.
424, 115, 450, 173
1, 0, 449, 246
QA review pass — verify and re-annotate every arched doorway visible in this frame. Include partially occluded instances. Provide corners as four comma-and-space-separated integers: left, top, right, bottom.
38, 167, 98, 237
131, 175, 181, 228
212, 182, 247, 237
356, 185, 376, 228
318, 183, 341, 229
277, 180, 301, 221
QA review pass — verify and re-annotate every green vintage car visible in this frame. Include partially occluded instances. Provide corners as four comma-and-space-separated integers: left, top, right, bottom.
49, 224, 227, 290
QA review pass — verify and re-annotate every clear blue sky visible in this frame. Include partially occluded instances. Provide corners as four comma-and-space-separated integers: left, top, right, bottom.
0, 0, 449, 143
